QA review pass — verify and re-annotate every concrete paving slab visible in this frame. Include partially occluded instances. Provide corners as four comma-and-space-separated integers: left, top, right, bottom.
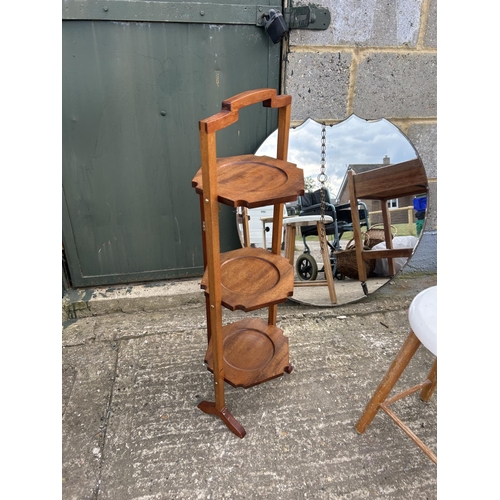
62, 279, 205, 321
62, 274, 437, 499
62, 342, 118, 499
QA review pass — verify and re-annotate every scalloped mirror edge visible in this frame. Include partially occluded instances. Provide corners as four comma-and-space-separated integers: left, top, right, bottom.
236, 114, 428, 306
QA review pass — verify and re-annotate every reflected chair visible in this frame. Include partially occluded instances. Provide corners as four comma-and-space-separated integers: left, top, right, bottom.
355, 285, 437, 464
347, 158, 428, 293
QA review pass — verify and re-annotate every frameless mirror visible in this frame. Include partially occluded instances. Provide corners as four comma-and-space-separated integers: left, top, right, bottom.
236, 114, 427, 306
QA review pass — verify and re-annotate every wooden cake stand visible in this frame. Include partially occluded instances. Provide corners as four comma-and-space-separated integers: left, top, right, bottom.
191, 88, 304, 437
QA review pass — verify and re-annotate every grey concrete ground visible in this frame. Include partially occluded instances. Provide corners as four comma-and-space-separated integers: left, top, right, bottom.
62, 273, 437, 500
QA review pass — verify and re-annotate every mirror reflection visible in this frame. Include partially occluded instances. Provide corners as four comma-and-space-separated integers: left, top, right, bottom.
236, 115, 427, 306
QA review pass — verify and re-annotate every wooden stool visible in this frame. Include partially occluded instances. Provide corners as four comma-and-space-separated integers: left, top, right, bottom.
355, 286, 437, 463
282, 215, 336, 304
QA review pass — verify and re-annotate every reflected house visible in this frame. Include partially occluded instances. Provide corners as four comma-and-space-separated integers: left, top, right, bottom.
337, 155, 419, 227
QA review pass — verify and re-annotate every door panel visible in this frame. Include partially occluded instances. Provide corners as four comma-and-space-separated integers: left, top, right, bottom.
63, 7, 281, 287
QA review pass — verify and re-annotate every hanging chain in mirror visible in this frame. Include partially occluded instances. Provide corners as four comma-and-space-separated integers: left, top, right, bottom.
317, 123, 328, 253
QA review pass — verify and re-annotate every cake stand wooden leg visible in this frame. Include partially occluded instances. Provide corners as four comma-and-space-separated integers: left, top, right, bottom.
200, 296, 246, 438
197, 401, 247, 438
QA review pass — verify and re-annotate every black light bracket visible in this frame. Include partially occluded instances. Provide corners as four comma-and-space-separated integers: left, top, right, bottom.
257, 4, 331, 43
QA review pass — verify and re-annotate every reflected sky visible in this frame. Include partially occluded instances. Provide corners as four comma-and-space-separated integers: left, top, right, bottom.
255, 115, 418, 199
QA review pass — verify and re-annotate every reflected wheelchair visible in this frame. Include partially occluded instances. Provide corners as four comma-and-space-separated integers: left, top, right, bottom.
295, 189, 369, 281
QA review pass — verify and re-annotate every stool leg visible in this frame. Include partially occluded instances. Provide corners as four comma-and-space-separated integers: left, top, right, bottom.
284, 225, 296, 266
420, 358, 437, 402
316, 221, 337, 304
356, 331, 421, 434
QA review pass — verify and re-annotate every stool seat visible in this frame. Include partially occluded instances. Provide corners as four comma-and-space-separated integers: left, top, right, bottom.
408, 286, 437, 356
282, 215, 333, 227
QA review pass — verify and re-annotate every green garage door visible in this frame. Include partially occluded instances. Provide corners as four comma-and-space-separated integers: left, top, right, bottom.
62, 1, 283, 287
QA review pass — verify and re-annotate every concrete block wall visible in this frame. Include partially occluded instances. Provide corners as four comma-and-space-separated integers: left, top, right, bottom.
283, 0, 437, 273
